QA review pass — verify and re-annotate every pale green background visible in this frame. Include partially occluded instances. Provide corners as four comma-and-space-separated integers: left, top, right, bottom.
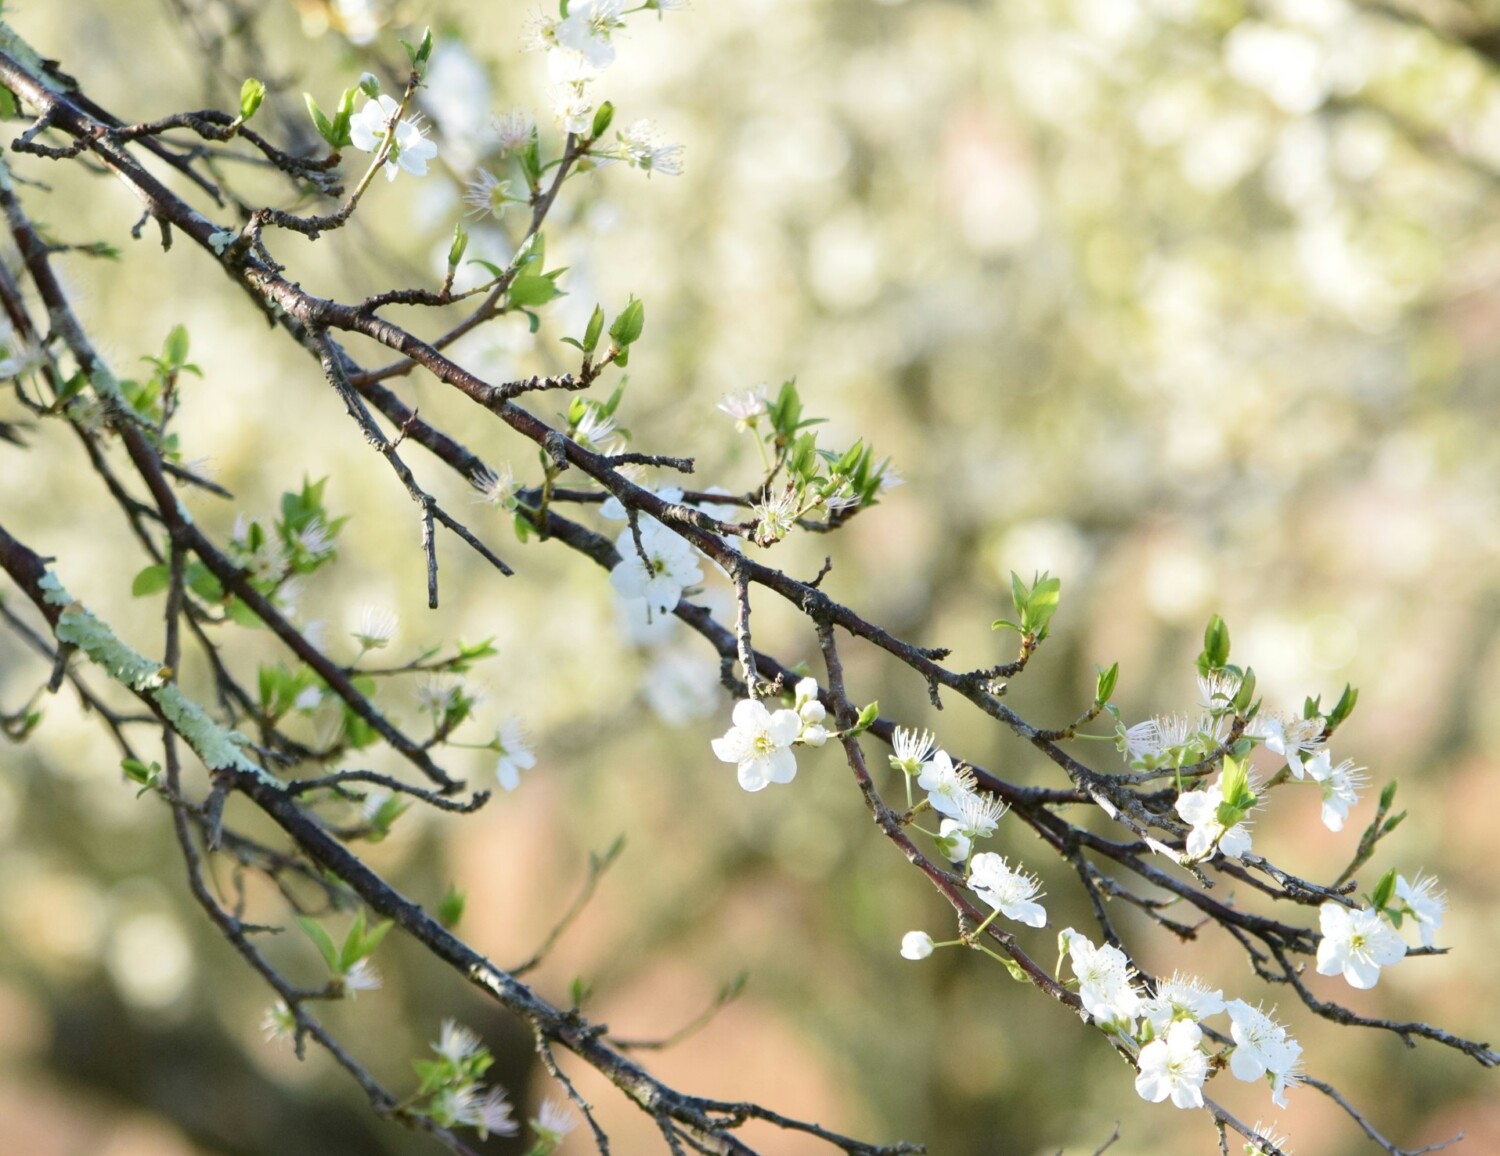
0, 1, 1497, 1153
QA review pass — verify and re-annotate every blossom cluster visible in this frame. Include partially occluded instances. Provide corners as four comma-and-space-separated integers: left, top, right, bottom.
524, 0, 684, 171
1119, 665, 1444, 993
1121, 669, 1371, 862
1057, 933, 1307, 1112
415, 1019, 519, 1139
711, 679, 828, 791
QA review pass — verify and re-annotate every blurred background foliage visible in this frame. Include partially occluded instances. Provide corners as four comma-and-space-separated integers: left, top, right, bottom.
1, 0, 1499, 1152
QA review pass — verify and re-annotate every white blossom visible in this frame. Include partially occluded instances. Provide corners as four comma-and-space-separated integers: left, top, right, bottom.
900, 931, 935, 960
332, 0, 381, 44
293, 518, 334, 559
600, 486, 683, 521
717, 385, 769, 430
261, 1000, 295, 1043
472, 464, 519, 510
711, 699, 801, 791
1143, 972, 1225, 1035
572, 408, 622, 455
548, 84, 595, 135
616, 119, 684, 176
423, 42, 491, 144
888, 727, 937, 777
644, 648, 721, 727
553, 0, 625, 72
952, 790, 1008, 840
793, 677, 828, 746
493, 718, 537, 791
416, 675, 464, 718
609, 521, 703, 616
936, 819, 971, 862
491, 108, 536, 153
967, 853, 1047, 927
352, 605, 398, 650
1303, 750, 1366, 832
464, 169, 515, 219
1175, 773, 1254, 862
1259, 714, 1324, 777
1247, 1122, 1294, 1155
1060, 928, 1142, 1026
1134, 1019, 1208, 1109
1197, 669, 1242, 713
457, 1086, 518, 1139
1394, 872, 1446, 949
1316, 901, 1406, 989
349, 95, 438, 181
752, 486, 801, 544
1225, 999, 1303, 1108
435, 1019, 483, 1065
917, 750, 978, 820
534, 1097, 577, 1141
341, 958, 381, 995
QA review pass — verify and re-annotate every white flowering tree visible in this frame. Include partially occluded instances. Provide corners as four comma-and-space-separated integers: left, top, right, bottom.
0, 3, 1495, 1155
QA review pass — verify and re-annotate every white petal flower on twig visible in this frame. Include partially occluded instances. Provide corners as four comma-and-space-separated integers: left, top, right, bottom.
1316, 902, 1406, 989
349, 95, 438, 181
968, 853, 1047, 928
711, 699, 802, 791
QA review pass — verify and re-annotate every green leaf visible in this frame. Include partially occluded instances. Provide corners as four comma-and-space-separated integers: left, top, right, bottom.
1021, 573, 1061, 638
404, 26, 434, 69
437, 885, 466, 929
163, 324, 189, 370
514, 231, 544, 272
590, 100, 615, 139
1329, 683, 1359, 728
583, 305, 605, 354
304, 93, 335, 148
330, 87, 357, 150
238, 78, 265, 122
508, 274, 558, 307
520, 135, 542, 184
296, 915, 341, 972
342, 706, 379, 750
467, 258, 506, 279
1215, 755, 1257, 826
357, 918, 394, 962
1095, 662, 1119, 705
121, 757, 159, 786
447, 223, 468, 269
847, 700, 879, 737
131, 564, 169, 597
336, 909, 368, 973
608, 296, 645, 348
185, 562, 223, 602
258, 663, 285, 711
226, 598, 263, 628
453, 638, 499, 669
1231, 666, 1257, 714
1371, 867, 1398, 911
1198, 613, 1231, 674
412, 1058, 450, 1097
